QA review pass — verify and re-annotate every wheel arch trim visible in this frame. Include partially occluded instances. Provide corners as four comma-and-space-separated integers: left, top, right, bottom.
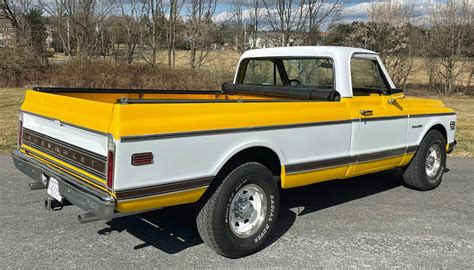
211, 141, 286, 178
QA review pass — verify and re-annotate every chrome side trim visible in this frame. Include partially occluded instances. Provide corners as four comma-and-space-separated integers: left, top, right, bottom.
357, 147, 406, 163
410, 112, 456, 118
115, 177, 213, 200
120, 113, 454, 142
360, 115, 408, 122
286, 145, 419, 175
121, 119, 358, 142
286, 156, 357, 174
407, 145, 419, 153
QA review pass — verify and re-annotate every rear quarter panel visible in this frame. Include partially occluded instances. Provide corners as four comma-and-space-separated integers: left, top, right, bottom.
110, 101, 353, 211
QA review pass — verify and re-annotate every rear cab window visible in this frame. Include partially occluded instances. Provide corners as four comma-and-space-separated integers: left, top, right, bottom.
282, 58, 333, 89
239, 57, 334, 90
243, 60, 283, 85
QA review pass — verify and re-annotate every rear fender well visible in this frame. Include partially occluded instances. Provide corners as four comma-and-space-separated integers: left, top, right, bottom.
197, 144, 284, 206
212, 142, 286, 178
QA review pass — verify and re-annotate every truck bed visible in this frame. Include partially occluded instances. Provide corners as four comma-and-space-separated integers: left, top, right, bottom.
20, 85, 349, 197
34, 85, 340, 104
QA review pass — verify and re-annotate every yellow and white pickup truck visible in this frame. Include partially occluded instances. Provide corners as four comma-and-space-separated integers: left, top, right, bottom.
12, 46, 457, 258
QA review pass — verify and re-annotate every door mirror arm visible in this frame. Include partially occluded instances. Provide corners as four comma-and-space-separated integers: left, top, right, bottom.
388, 94, 405, 105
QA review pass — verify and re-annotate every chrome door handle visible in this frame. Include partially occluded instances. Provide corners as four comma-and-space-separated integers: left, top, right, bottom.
360, 110, 373, 116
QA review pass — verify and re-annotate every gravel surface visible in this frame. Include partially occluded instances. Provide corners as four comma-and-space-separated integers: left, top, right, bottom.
1, 154, 473, 268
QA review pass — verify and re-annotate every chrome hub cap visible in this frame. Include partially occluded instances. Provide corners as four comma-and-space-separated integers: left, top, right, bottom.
229, 184, 267, 238
425, 144, 441, 178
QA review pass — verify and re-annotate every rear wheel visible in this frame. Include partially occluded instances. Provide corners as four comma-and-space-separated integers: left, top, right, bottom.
196, 162, 280, 258
403, 130, 446, 191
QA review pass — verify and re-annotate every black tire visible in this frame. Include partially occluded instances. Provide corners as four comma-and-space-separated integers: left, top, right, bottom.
403, 130, 446, 191
196, 162, 280, 258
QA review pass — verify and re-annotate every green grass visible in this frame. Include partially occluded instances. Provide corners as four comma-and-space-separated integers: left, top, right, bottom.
439, 97, 474, 158
0, 88, 25, 153
0, 88, 472, 157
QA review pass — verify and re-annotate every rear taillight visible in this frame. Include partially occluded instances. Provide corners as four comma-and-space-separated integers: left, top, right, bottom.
18, 112, 23, 147
106, 136, 115, 189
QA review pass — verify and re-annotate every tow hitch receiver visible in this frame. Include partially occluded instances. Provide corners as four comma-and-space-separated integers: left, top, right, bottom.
44, 198, 71, 211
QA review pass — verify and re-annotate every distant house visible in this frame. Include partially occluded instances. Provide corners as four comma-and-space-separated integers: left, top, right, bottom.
247, 32, 307, 49
0, 10, 14, 47
0, 10, 55, 49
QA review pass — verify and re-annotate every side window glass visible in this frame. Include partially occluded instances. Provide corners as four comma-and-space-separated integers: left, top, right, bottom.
243, 60, 282, 85
351, 58, 389, 96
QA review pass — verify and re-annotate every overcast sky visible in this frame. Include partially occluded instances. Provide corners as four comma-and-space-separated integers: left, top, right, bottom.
211, 0, 448, 29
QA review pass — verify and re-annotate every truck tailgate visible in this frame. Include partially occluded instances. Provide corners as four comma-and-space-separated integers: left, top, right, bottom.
21, 90, 114, 134
20, 90, 114, 190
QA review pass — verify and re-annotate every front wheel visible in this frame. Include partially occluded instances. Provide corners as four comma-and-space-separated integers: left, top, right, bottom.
403, 130, 446, 191
196, 162, 280, 258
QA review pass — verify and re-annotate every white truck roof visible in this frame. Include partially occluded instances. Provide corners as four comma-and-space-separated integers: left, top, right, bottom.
237, 46, 394, 98
241, 46, 378, 59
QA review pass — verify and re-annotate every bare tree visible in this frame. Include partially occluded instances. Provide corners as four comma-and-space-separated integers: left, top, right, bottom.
139, 0, 165, 67
371, 2, 415, 88
101, 15, 125, 61
303, 0, 341, 45
162, 0, 183, 69
261, 0, 340, 47
345, 2, 416, 88
243, 0, 262, 49
422, 0, 473, 94
231, 0, 246, 53
1, 0, 33, 41
41, 0, 114, 57
119, 0, 142, 64
41, 0, 72, 57
262, 0, 306, 46
186, 0, 217, 69
67, 0, 114, 56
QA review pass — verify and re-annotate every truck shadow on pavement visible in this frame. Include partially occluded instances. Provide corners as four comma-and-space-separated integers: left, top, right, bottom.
97, 168, 404, 254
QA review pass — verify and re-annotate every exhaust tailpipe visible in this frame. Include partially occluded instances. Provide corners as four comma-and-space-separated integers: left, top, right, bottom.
78, 213, 102, 224
29, 182, 46, 190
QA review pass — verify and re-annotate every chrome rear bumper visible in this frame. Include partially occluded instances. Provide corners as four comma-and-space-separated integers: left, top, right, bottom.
11, 150, 115, 218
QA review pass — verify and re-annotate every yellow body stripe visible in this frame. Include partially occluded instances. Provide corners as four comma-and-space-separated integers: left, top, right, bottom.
282, 152, 416, 189
116, 187, 207, 212
283, 166, 348, 189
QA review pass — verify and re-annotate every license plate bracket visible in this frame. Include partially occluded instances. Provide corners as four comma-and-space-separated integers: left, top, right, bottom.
46, 176, 63, 202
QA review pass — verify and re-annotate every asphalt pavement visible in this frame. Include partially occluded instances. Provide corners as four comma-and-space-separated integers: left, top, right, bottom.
0, 154, 473, 268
